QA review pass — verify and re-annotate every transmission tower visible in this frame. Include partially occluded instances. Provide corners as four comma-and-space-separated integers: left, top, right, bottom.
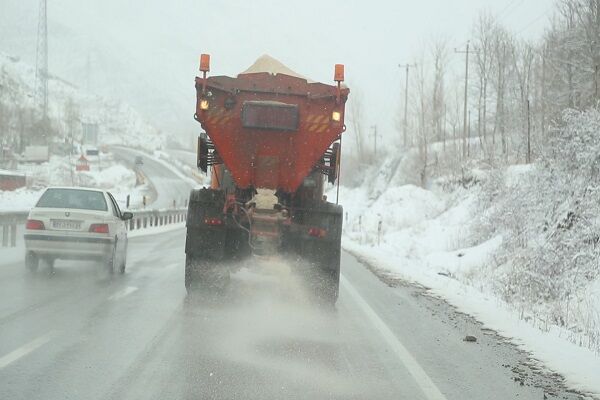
35, 0, 48, 120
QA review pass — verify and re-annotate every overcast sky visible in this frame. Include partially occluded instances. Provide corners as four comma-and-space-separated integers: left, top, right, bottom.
0, 0, 556, 148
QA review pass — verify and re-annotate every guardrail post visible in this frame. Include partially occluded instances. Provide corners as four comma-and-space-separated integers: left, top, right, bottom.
10, 224, 17, 247
2, 225, 8, 247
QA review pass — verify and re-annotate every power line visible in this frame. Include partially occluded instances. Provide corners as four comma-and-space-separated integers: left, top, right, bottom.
455, 41, 471, 159
514, 10, 550, 35
398, 63, 416, 148
497, 0, 525, 21
35, 0, 48, 121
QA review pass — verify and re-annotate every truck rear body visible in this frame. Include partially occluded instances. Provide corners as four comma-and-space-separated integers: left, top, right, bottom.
185, 55, 349, 303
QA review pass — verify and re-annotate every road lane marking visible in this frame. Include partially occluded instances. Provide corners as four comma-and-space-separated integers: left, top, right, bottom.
340, 275, 448, 400
108, 286, 138, 301
0, 331, 55, 369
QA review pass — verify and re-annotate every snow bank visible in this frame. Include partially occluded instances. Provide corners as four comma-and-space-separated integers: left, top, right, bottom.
0, 154, 149, 212
127, 222, 185, 238
79, 164, 135, 191
0, 188, 41, 212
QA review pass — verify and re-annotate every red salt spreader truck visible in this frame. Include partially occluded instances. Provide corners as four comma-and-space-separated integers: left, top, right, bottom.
186, 54, 349, 304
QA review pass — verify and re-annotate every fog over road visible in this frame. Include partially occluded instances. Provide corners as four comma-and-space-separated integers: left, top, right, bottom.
0, 156, 585, 400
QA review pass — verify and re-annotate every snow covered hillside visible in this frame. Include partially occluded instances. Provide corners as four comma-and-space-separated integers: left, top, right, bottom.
0, 52, 167, 151
335, 107, 600, 396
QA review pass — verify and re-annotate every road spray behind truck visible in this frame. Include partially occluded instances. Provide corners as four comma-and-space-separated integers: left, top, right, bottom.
185, 54, 349, 304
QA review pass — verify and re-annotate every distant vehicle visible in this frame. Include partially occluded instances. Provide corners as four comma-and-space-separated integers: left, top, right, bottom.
134, 156, 144, 166
24, 187, 133, 273
22, 146, 49, 163
85, 148, 99, 156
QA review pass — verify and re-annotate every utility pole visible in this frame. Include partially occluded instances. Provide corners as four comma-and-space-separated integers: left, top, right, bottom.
35, 0, 48, 122
541, 46, 547, 138
455, 41, 471, 159
595, 64, 599, 100
398, 63, 415, 148
443, 105, 447, 152
467, 110, 471, 158
526, 99, 531, 164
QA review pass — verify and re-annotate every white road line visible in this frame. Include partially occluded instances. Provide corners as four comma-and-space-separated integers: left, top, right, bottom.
0, 332, 55, 369
340, 275, 448, 400
108, 286, 138, 301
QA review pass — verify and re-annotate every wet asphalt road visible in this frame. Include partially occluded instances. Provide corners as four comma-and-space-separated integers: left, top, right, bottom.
165, 149, 197, 170
111, 147, 195, 209
0, 227, 585, 400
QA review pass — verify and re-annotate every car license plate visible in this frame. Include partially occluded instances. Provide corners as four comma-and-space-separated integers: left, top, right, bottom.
51, 220, 82, 230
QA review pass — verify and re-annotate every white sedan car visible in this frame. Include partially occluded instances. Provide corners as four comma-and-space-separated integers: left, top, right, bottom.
24, 187, 133, 273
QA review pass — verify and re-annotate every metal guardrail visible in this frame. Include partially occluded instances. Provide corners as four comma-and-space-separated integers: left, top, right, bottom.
0, 211, 28, 247
127, 207, 187, 231
0, 208, 188, 248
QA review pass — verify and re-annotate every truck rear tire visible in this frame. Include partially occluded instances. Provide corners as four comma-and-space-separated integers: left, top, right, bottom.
317, 267, 340, 305
185, 188, 231, 293
298, 202, 343, 305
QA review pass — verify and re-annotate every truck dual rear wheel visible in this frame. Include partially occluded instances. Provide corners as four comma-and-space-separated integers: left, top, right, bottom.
318, 268, 340, 305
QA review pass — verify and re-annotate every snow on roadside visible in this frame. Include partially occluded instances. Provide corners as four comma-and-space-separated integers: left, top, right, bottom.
338, 181, 600, 397
127, 222, 185, 238
0, 188, 43, 212
0, 154, 149, 212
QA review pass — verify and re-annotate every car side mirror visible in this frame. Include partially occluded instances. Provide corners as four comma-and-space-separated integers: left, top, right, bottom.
121, 212, 133, 221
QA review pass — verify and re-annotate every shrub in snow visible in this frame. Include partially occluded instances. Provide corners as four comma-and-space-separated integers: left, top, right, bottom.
480, 108, 600, 351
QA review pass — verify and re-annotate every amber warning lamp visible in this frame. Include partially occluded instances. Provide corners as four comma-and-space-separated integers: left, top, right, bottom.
334, 64, 344, 104
199, 54, 211, 94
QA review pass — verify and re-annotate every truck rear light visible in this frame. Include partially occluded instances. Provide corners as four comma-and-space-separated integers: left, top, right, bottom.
334, 64, 345, 82
200, 99, 210, 110
89, 223, 109, 234
204, 217, 224, 226
331, 111, 341, 122
308, 227, 327, 238
26, 219, 45, 230
200, 54, 211, 72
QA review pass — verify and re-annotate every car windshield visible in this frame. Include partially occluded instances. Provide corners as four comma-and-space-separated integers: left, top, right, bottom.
36, 188, 108, 212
